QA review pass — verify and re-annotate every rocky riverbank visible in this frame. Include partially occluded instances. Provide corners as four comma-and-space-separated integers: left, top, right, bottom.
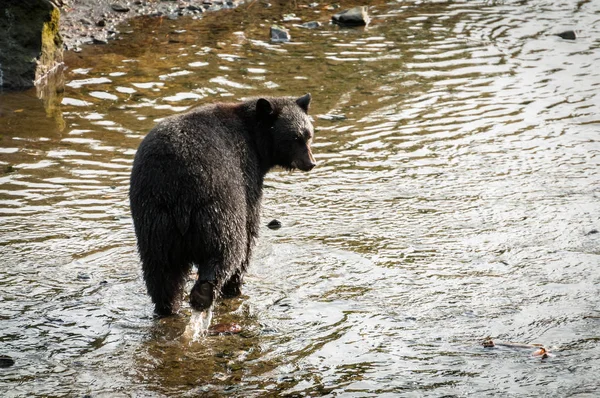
0, 0, 370, 90
0, 0, 246, 90
58, 0, 246, 51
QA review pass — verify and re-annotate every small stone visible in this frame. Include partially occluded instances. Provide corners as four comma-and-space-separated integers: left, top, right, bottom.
332, 6, 370, 26
111, 3, 130, 12
96, 19, 106, 27
270, 25, 290, 43
267, 219, 282, 230
586, 229, 598, 235
556, 30, 576, 40
0, 355, 15, 368
299, 21, 321, 29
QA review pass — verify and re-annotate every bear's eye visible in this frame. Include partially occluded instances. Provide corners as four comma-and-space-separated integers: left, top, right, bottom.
295, 136, 303, 142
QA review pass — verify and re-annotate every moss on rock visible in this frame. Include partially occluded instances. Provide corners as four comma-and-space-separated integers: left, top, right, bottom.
0, 0, 63, 90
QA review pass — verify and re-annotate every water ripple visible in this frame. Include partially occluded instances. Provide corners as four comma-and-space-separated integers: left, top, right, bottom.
0, 0, 599, 396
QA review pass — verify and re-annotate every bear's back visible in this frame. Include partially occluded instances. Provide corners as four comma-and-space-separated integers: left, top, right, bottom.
130, 102, 255, 212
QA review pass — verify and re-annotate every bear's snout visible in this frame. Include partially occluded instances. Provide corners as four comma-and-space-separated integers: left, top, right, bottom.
295, 147, 316, 171
300, 160, 316, 171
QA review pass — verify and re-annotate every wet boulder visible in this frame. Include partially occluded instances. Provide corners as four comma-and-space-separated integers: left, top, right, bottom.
0, 0, 63, 90
332, 6, 370, 26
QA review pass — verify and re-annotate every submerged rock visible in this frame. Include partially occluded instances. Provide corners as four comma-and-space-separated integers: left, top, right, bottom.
0, 0, 64, 90
555, 30, 577, 40
270, 25, 291, 43
332, 6, 370, 26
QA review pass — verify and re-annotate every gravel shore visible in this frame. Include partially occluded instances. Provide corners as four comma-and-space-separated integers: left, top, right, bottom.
58, 0, 245, 51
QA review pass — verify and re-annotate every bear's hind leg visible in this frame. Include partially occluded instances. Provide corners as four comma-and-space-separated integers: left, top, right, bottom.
189, 260, 218, 311
221, 270, 243, 298
189, 280, 216, 311
143, 261, 189, 317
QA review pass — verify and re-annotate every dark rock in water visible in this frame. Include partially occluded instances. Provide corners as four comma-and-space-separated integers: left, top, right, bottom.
267, 219, 282, 230
556, 30, 577, 40
0, 0, 63, 90
271, 25, 291, 43
299, 21, 321, 29
0, 355, 15, 368
332, 6, 370, 26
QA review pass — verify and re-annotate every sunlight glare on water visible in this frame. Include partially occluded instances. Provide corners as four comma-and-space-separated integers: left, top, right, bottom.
183, 309, 214, 342
0, 0, 599, 396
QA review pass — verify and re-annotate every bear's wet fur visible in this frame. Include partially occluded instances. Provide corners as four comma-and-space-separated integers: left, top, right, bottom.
129, 94, 315, 316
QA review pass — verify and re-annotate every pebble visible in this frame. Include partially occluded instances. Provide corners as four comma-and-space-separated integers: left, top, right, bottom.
270, 25, 291, 43
111, 3, 130, 12
299, 21, 321, 29
556, 30, 576, 40
267, 219, 282, 230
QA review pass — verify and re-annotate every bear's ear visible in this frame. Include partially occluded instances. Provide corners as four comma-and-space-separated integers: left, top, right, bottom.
257, 98, 275, 120
296, 93, 311, 113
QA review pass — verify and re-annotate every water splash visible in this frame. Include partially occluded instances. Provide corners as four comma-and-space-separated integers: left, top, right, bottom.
182, 308, 213, 342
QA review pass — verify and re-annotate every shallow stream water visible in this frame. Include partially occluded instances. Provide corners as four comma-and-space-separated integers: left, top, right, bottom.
1, 0, 600, 396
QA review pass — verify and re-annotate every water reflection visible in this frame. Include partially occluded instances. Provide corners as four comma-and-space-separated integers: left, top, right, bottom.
1, 0, 599, 396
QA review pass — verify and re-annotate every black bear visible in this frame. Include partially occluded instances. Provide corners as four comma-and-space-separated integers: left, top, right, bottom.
129, 94, 315, 316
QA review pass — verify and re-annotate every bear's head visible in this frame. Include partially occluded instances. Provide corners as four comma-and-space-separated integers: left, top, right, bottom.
256, 94, 316, 172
